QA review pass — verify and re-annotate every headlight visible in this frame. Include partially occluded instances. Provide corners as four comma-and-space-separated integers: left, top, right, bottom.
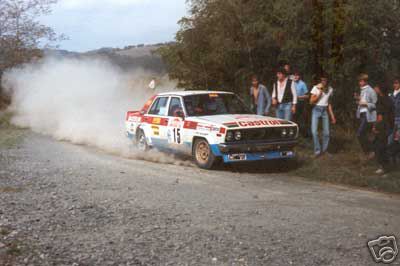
234, 131, 242, 141
289, 128, 295, 137
281, 128, 288, 137
226, 131, 234, 142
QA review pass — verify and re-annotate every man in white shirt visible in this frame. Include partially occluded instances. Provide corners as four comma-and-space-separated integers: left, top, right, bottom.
310, 76, 336, 157
272, 68, 297, 121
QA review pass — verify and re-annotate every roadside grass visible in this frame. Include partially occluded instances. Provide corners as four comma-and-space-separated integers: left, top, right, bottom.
293, 129, 400, 194
6, 241, 22, 256
0, 112, 13, 128
0, 186, 23, 193
0, 112, 26, 149
0, 94, 10, 111
0, 227, 11, 236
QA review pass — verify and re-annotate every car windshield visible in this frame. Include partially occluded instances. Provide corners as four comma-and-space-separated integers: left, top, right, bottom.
183, 93, 252, 116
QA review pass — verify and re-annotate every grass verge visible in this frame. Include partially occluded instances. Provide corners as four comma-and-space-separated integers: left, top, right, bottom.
292, 130, 400, 194
0, 112, 26, 149
0, 186, 23, 193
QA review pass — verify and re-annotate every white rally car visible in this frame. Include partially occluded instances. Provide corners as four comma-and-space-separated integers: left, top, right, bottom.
125, 91, 298, 169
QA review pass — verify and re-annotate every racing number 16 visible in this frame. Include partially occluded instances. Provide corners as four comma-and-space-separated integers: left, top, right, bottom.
173, 128, 181, 144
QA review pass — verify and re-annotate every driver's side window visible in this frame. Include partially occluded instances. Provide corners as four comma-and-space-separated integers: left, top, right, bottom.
168, 97, 184, 117
149, 97, 169, 116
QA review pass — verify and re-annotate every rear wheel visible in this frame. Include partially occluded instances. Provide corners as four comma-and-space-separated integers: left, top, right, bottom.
136, 129, 149, 152
193, 138, 216, 169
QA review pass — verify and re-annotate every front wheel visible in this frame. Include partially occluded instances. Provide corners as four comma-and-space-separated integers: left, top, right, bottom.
193, 139, 216, 169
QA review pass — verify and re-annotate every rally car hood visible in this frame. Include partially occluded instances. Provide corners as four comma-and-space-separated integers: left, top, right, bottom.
189, 114, 297, 129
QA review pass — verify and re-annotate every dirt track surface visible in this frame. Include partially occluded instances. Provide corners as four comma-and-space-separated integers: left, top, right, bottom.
1, 132, 399, 266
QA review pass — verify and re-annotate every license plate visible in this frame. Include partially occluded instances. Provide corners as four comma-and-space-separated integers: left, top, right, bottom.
228, 154, 247, 161
281, 151, 294, 157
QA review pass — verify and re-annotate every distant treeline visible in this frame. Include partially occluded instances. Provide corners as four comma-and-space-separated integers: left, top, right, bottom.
158, 0, 400, 123
45, 45, 168, 74
95, 52, 166, 74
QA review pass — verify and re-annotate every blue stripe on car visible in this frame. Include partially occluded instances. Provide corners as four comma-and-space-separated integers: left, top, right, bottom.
222, 151, 295, 163
210, 144, 223, 156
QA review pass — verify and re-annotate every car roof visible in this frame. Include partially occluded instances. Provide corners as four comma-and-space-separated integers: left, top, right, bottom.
157, 90, 234, 97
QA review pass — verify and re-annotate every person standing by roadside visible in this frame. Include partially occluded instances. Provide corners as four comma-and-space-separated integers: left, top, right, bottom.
284, 63, 295, 80
387, 127, 400, 165
272, 69, 297, 121
356, 74, 377, 159
387, 78, 400, 164
372, 85, 394, 175
390, 78, 400, 135
310, 76, 336, 157
249, 75, 272, 116
293, 71, 309, 136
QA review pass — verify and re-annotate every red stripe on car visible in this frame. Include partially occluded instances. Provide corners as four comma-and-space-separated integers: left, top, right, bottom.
183, 121, 198, 129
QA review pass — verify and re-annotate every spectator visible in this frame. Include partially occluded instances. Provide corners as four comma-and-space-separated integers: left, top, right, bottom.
293, 71, 309, 136
390, 78, 400, 135
310, 76, 336, 157
249, 75, 272, 116
372, 85, 394, 175
356, 74, 377, 159
387, 127, 400, 165
387, 78, 400, 164
284, 63, 295, 80
272, 69, 297, 121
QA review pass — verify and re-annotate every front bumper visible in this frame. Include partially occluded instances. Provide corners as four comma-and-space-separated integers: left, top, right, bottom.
211, 140, 297, 163
218, 140, 297, 154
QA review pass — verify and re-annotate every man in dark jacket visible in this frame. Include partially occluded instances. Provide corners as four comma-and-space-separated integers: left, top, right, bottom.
387, 78, 400, 165
373, 85, 394, 175
272, 69, 297, 121
391, 78, 400, 133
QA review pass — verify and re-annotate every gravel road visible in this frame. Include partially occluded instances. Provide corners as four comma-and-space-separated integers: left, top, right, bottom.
0, 132, 399, 266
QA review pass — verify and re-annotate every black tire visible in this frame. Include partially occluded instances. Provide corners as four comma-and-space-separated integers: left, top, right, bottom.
136, 129, 150, 152
193, 138, 216, 169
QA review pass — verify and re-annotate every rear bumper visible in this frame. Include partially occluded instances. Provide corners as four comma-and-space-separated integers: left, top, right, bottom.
210, 140, 297, 163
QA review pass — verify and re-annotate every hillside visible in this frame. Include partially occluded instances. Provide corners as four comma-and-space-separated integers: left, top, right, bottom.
44, 43, 169, 74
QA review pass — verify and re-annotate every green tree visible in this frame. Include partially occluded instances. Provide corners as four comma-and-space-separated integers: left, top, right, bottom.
0, 0, 63, 97
159, 0, 400, 122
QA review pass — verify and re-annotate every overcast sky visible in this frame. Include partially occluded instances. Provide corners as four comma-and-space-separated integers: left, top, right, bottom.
40, 0, 188, 52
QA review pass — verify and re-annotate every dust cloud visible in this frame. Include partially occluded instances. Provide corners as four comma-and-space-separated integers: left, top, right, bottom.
2, 57, 191, 166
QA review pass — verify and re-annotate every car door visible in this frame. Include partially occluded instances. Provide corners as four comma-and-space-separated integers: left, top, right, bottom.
167, 97, 185, 146
146, 96, 170, 146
